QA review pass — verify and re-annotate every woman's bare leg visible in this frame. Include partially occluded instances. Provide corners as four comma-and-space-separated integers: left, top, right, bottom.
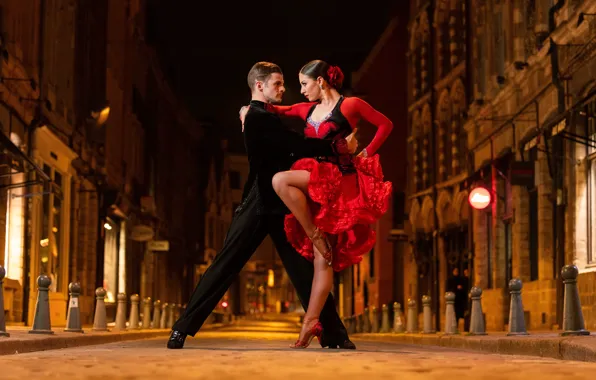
272, 170, 316, 237
272, 170, 332, 263
292, 244, 334, 346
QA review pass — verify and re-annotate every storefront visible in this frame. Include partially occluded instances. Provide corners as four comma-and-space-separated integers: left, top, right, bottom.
28, 125, 77, 326
0, 103, 53, 323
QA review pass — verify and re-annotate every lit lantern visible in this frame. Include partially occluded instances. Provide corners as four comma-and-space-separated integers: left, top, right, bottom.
221, 301, 228, 308
468, 186, 491, 210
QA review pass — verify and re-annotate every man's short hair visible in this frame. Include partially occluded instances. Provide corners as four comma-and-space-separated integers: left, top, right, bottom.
247, 62, 282, 91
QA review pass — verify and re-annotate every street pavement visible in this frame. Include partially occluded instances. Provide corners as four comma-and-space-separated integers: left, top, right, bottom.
1, 320, 595, 379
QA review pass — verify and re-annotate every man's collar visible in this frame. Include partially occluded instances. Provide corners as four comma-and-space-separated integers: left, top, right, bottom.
249, 100, 275, 113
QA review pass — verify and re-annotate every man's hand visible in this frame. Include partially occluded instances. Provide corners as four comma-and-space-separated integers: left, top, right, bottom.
239, 106, 249, 131
346, 128, 358, 154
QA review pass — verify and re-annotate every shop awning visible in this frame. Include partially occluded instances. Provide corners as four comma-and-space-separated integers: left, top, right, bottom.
541, 87, 596, 149
0, 130, 52, 191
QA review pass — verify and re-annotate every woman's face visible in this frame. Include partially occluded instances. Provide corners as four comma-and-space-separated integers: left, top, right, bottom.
299, 73, 322, 101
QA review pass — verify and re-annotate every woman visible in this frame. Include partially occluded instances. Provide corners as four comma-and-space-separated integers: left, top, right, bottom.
241, 60, 393, 348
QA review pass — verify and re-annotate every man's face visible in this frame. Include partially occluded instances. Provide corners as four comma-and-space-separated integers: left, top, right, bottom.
259, 73, 285, 103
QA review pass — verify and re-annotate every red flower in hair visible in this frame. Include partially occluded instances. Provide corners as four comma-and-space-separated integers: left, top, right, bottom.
327, 65, 344, 88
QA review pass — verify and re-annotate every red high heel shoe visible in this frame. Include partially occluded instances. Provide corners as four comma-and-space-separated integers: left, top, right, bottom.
290, 320, 323, 349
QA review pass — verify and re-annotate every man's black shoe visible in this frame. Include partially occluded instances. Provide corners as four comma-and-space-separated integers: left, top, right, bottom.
320, 334, 357, 349
167, 330, 187, 349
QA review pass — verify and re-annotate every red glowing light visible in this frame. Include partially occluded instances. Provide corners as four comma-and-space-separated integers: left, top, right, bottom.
468, 187, 491, 210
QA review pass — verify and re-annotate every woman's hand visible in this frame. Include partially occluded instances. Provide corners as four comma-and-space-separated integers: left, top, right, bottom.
345, 128, 358, 154
239, 106, 249, 131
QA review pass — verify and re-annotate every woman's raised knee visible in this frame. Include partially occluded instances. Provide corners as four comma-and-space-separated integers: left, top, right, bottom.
272, 172, 286, 194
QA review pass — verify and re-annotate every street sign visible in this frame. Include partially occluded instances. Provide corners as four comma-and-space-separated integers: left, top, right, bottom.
148, 240, 170, 251
468, 186, 491, 210
131, 224, 154, 241
511, 161, 535, 187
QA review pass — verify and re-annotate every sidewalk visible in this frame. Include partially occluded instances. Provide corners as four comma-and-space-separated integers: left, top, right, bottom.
352, 331, 596, 362
0, 323, 228, 356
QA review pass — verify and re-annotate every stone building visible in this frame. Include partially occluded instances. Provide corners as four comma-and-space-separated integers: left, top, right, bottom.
340, 10, 409, 319
404, 0, 596, 332
0, 0, 207, 326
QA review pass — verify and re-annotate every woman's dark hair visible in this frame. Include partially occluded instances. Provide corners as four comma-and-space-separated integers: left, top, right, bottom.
300, 60, 344, 89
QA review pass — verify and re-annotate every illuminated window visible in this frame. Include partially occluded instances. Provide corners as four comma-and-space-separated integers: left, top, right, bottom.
39, 164, 64, 293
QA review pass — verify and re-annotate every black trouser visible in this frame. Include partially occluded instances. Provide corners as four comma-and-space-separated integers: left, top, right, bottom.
172, 187, 348, 341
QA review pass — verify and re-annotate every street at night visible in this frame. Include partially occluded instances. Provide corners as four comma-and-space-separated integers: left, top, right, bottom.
1, 319, 595, 380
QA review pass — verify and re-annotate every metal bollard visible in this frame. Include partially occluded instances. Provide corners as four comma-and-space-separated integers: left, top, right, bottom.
92, 287, 109, 331
167, 303, 175, 328
142, 297, 152, 329
129, 294, 140, 330
29, 275, 54, 334
561, 265, 590, 336
380, 304, 390, 333
363, 307, 371, 333
444, 292, 457, 335
371, 306, 379, 333
392, 302, 405, 333
406, 298, 418, 333
160, 302, 168, 329
422, 295, 435, 334
152, 300, 161, 329
507, 279, 528, 336
114, 293, 127, 330
64, 282, 83, 333
0, 266, 9, 337
469, 286, 487, 335
356, 314, 363, 333
348, 315, 356, 334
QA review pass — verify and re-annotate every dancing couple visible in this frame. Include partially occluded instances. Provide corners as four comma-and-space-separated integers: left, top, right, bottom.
168, 60, 393, 349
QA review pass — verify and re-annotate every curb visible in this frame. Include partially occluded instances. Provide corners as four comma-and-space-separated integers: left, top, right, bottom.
0, 323, 229, 356
352, 333, 596, 362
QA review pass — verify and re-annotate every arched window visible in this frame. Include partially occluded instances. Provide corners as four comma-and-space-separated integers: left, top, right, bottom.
435, 3, 451, 78
524, 0, 537, 59
421, 104, 433, 188
449, 0, 466, 68
411, 111, 423, 192
451, 79, 467, 174
409, 20, 421, 100
474, 1, 487, 100
437, 90, 452, 182
493, 1, 506, 80
420, 12, 431, 94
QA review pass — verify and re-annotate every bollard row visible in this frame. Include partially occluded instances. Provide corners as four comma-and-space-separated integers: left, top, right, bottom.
0, 266, 190, 335
344, 264, 590, 337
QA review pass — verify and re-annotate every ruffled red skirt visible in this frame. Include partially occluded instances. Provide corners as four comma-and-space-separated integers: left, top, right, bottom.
284, 155, 392, 272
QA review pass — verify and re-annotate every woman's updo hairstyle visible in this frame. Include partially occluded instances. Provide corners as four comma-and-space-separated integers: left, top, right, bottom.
300, 60, 344, 90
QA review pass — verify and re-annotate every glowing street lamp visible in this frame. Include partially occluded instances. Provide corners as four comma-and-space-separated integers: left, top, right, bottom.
468, 186, 491, 210
91, 104, 110, 126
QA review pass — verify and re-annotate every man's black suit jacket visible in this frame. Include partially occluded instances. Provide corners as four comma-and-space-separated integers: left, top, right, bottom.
241, 100, 345, 215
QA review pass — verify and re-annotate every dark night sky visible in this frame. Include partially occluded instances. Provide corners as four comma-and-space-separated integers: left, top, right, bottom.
154, 1, 396, 153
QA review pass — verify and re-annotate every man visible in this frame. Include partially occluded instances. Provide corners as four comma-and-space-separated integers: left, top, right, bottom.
168, 62, 357, 349
447, 267, 468, 331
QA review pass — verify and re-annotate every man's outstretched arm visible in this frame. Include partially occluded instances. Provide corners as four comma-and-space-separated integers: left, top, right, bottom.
244, 112, 356, 158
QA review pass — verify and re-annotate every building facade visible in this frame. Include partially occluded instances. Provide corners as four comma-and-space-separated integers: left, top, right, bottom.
338, 9, 410, 319
0, 0, 207, 326
404, 0, 596, 332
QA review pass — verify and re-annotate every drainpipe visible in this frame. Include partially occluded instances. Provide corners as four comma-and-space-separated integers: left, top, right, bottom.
549, 0, 566, 114
548, 0, 566, 327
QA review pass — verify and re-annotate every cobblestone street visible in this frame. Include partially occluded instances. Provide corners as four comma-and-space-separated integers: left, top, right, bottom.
1, 321, 595, 379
